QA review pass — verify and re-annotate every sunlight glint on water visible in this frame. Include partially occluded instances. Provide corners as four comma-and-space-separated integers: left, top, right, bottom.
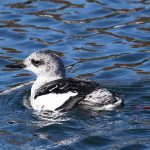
0, 0, 150, 149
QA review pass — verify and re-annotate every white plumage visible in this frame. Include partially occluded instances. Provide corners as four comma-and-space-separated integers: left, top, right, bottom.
31, 92, 78, 111
7, 51, 123, 112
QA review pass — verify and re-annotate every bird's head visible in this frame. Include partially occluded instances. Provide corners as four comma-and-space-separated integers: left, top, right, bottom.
7, 51, 66, 79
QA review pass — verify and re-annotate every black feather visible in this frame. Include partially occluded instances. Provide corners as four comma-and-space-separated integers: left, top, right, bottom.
34, 78, 99, 111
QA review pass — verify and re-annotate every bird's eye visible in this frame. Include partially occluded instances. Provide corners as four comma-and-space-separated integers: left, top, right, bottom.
31, 59, 42, 66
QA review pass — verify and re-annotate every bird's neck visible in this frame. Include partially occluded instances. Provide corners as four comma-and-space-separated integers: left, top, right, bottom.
30, 75, 63, 100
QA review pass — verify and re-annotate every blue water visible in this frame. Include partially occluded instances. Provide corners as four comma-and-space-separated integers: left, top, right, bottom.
0, 0, 150, 149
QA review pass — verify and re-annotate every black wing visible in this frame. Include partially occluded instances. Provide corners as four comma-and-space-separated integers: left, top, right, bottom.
34, 78, 99, 111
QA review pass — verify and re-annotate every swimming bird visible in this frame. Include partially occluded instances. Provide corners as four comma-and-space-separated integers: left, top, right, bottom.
7, 51, 123, 111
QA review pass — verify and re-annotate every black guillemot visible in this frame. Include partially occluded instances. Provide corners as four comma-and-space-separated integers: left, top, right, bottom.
7, 51, 123, 111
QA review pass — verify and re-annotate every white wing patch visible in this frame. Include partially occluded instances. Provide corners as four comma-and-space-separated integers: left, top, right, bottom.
31, 92, 78, 111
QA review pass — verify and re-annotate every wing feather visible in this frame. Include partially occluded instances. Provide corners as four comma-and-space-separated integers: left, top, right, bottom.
34, 78, 99, 111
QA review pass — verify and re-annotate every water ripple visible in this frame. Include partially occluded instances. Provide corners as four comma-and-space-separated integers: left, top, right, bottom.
0, 0, 150, 149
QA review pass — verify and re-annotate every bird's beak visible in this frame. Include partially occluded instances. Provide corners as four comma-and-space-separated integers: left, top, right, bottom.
6, 61, 26, 69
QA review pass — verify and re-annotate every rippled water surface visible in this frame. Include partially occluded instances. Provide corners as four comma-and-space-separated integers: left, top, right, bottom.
0, 0, 150, 149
